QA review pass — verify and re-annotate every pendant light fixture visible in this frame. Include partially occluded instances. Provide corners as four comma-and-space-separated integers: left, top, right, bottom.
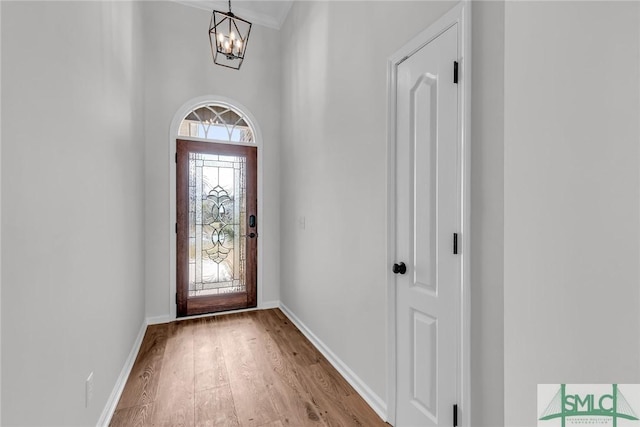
209, 0, 252, 70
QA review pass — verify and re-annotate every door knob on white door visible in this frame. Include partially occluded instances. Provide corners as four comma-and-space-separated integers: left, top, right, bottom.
392, 262, 407, 274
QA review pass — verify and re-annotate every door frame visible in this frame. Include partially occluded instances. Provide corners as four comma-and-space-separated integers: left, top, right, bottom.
386, 2, 471, 425
169, 95, 264, 320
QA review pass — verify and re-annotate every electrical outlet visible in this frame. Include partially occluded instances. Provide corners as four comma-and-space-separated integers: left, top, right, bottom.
299, 216, 306, 230
85, 372, 94, 408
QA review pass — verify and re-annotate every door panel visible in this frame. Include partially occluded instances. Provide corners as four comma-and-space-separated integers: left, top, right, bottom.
412, 309, 437, 419
177, 139, 257, 317
395, 24, 460, 426
412, 74, 438, 294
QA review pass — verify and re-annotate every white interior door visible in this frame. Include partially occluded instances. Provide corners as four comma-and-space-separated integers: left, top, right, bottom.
394, 22, 461, 427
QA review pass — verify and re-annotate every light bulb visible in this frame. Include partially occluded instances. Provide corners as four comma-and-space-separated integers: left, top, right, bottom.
217, 33, 224, 43
224, 41, 230, 52
230, 32, 236, 40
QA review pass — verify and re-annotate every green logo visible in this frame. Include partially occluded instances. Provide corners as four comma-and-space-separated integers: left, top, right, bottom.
539, 384, 639, 427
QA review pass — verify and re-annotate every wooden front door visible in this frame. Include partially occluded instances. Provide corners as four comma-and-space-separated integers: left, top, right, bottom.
176, 139, 257, 317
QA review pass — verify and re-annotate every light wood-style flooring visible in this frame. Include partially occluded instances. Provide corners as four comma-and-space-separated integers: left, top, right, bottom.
110, 308, 388, 427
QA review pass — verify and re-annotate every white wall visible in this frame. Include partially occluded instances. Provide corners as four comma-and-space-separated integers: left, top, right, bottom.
503, 2, 640, 424
0, 1, 3, 422
142, 1, 282, 319
471, 2, 505, 425
1, 1, 146, 425
279, 0, 459, 410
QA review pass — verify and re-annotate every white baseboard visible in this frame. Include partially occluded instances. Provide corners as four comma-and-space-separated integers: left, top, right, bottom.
96, 320, 147, 427
260, 300, 280, 309
278, 303, 388, 421
147, 301, 280, 325
146, 314, 172, 325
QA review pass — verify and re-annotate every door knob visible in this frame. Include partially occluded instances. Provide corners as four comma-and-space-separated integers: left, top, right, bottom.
392, 262, 407, 274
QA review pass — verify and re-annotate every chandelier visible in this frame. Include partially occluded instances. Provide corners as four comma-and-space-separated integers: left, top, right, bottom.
209, 0, 252, 70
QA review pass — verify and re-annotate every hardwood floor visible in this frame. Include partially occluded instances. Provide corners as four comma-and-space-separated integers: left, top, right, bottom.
110, 309, 388, 427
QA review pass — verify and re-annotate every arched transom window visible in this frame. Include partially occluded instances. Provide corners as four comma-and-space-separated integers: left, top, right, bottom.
178, 103, 254, 143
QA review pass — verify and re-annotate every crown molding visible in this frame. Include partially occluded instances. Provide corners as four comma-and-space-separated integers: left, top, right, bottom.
173, 0, 292, 30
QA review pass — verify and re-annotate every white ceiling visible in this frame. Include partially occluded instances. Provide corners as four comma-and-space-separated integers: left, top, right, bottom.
174, 0, 294, 30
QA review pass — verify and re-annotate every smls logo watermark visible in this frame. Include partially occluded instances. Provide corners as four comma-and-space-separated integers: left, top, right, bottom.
538, 384, 640, 427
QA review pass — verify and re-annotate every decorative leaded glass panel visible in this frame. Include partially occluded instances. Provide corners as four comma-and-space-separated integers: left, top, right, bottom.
188, 152, 247, 296
179, 104, 254, 143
